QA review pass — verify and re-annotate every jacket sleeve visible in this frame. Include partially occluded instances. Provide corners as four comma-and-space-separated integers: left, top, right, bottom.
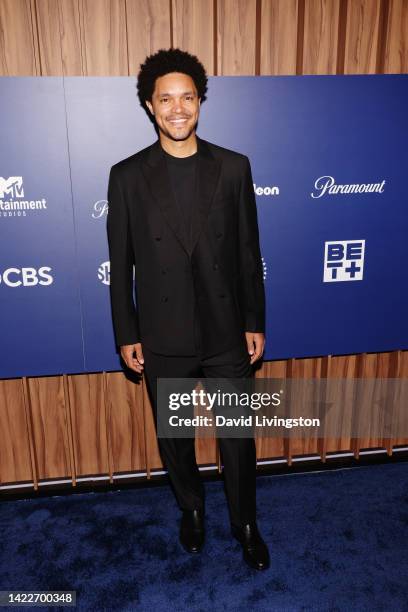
237, 155, 266, 333
106, 166, 141, 347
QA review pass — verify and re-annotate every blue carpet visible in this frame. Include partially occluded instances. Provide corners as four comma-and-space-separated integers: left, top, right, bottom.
1, 462, 407, 611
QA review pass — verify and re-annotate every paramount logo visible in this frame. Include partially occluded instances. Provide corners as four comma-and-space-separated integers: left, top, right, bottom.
92, 199, 109, 218
311, 176, 386, 199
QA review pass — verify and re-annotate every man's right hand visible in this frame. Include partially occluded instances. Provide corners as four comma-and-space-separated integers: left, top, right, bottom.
120, 343, 144, 374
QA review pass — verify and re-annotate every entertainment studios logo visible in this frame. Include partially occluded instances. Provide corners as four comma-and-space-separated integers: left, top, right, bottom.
0, 177, 48, 218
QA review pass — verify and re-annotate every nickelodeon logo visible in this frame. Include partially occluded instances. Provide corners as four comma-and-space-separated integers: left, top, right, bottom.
253, 183, 280, 196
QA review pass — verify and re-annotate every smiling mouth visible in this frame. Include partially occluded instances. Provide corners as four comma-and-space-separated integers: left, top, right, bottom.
168, 118, 189, 125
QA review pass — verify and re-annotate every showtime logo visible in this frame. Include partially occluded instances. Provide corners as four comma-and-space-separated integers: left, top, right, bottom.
98, 261, 110, 285
99, 261, 136, 285
253, 183, 279, 196
0, 267, 53, 286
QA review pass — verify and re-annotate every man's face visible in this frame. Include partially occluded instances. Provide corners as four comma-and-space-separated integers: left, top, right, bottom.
145, 72, 200, 141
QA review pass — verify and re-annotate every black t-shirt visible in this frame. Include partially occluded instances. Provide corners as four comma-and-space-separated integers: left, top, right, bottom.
163, 149, 198, 253
162, 148, 200, 354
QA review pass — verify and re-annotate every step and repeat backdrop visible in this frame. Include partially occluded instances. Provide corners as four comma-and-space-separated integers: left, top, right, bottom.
1, 75, 407, 378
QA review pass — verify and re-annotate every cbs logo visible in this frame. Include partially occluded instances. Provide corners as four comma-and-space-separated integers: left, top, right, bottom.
0, 267, 53, 286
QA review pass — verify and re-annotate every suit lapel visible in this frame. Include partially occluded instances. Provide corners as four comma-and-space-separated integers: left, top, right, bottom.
141, 139, 188, 255
141, 135, 222, 257
190, 136, 222, 256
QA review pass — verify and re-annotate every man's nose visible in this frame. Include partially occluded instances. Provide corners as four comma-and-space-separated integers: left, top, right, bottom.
172, 98, 183, 112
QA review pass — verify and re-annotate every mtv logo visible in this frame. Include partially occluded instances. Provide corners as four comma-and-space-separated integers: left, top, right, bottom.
0, 176, 24, 198
323, 240, 365, 282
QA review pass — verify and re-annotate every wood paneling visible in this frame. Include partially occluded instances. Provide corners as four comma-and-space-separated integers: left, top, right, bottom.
344, 0, 381, 73
384, 0, 408, 72
0, 379, 34, 484
217, 0, 257, 74
35, 0, 63, 75
126, 0, 171, 77
172, 0, 215, 75
104, 371, 146, 474
0, 0, 39, 75
80, 0, 128, 75
67, 373, 110, 477
260, 0, 299, 75
302, 0, 340, 74
59, 0, 84, 75
26, 376, 72, 479
0, 0, 407, 488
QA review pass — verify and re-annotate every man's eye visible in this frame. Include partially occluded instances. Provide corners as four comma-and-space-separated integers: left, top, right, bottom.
185, 96, 193, 101
160, 98, 169, 103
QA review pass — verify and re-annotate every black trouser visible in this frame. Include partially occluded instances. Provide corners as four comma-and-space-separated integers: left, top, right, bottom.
142, 337, 257, 527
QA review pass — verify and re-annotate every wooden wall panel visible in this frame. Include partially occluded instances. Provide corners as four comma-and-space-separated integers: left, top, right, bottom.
217, 0, 257, 74
126, 0, 171, 77
286, 357, 326, 458
59, 0, 84, 75
35, 0, 84, 76
27, 376, 72, 479
260, 0, 299, 75
384, 0, 408, 72
80, 0, 128, 75
0, 0, 39, 75
344, 0, 381, 73
35, 0, 63, 75
394, 350, 408, 446
324, 353, 358, 454
0, 379, 34, 484
67, 373, 110, 477
172, 0, 215, 75
0, 0, 407, 488
104, 371, 147, 474
302, 0, 341, 74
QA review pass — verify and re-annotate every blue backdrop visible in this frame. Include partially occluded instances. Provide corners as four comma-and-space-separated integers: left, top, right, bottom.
1, 75, 407, 378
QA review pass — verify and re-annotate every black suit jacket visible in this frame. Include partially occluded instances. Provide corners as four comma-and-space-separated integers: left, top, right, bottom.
107, 135, 265, 358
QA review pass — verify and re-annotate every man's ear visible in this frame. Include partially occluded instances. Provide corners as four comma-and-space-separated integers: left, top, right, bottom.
145, 100, 154, 115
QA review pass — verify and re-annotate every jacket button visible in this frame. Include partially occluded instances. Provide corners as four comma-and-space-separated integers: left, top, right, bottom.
155, 236, 162, 241
161, 296, 168, 302
216, 232, 222, 239
219, 293, 225, 298
161, 268, 167, 275
213, 263, 219, 270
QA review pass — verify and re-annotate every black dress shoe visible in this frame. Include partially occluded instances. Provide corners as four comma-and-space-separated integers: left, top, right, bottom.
231, 522, 270, 570
179, 509, 205, 553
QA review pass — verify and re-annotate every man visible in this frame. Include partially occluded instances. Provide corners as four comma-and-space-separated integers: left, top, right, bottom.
107, 48, 269, 570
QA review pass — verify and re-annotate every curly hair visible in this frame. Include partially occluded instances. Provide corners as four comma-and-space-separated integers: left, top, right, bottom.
137, 48, 208, 110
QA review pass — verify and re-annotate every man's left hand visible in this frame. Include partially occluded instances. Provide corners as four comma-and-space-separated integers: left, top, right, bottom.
245, 332, 265, 365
